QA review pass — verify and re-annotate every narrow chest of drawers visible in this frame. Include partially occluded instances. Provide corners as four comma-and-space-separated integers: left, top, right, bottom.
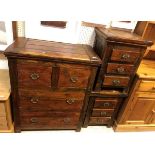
83, 27, 153, 128
4, 38, 101, 132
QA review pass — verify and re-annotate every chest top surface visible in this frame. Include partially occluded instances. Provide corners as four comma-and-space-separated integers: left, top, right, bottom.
96, 27, 153, 46
5, 37, 101, 66
137, 60, 155, 79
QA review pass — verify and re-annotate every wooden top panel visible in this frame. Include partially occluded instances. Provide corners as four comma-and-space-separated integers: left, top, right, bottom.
96, 27, 153, 46
4, 38, 101, 66
137, 60, 155, 79
0, 70, 10, 101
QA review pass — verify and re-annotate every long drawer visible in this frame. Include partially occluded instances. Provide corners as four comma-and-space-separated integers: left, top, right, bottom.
20, 111, 80, 130
18, 90, 85, 111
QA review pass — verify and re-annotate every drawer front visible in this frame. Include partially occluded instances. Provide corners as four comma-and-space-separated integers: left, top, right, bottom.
106, 63, 134, 75
20, 112, 80, 130
111, 49, 140, 63
0, 103, 6, 116
0, 117, 8, 130
94, 98, 119, 109
103, 75, 130, 87
58, 64, 91, 89
138, 80, 155, 92
17, 60, 53, 89
89, 117, 111, 125
92, 109, 114, 117
18, 90, 85, 111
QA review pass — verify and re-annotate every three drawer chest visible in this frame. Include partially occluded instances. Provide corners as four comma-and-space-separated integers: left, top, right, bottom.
4, 38, 101, 132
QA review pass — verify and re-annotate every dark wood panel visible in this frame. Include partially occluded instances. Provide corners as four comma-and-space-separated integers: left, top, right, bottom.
111, 49, 140, 63
17, 60, 53, 89
41, 21, 67, 28
106, 63, 134, 75
103, 75, 130, 87
58, 64, 91, 89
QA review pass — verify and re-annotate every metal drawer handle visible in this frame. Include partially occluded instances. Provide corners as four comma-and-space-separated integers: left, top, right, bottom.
30, 98, 39, 104
121, 54, 130, 60
112, 80, 120, 86
117, 67, 125, 73
100, 112, 107, 116
66, 98, 75, 105
104, 102, 110, 107
64, 117, 71, 123
70, 76, 78, 83
30, 117, 38, 123
30, 73, 40, 80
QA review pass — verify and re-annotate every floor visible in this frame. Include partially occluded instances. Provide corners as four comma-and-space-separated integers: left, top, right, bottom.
1, 126, 155, 155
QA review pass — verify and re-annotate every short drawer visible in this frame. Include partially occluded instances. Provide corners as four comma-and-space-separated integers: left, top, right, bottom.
111, 49, 140, 63
20, 112, 80, 130
92, 109, 114, 117
18, 90, 85, 111
94, 98, 119, 109
89, 117, 111, 125
106, 63, 134, 75
58, 64, 91, 89
17, 60, 53, 89
103, 75, 130, 87
0, 117, 8, 130
0, 103, 6, 116
138, 80, 155, 92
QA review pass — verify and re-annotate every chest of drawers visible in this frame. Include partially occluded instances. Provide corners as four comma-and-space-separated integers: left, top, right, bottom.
114, 60, 155, 131
0, 70, 14, 132
4, 38, 101, 132
83, 27, 153, 127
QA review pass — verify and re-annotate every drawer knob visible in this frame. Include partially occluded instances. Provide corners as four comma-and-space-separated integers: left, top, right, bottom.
66, 98, 75, 105
30, 98, 39, 104
97, 119, 103, 123
64, 117, 71, 123
152, 86, 155, 90
100, 111, 107, 116
30, 118, 38, 123
112, 80, 120, 86
117, 67, 125, 73
104, 102, 110, 107
70, 76, 78, 83
30, 73, 40, 80
121, 54, 130, 60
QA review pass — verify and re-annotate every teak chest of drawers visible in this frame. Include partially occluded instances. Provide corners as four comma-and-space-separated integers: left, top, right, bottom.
114, 60, 155, 131
83, 27, 153, 127
0, 70, 14, 132
4, 38, 101, 132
